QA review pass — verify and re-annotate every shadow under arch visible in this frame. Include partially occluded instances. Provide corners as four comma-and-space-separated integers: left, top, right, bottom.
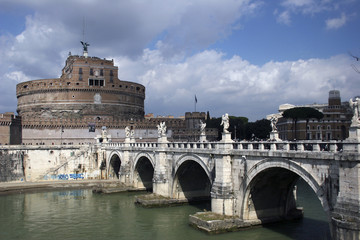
174, 154, 213, 182
240, 158, 331, 224
133, 156, 154, 191
108, 153, 121, 179
172, 159, 212, 202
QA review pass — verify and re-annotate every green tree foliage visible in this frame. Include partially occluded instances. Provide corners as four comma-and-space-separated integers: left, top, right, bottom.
282, 107, 324, 140
282, 107, 324, 120
206, 115, 248, 140
229, 116, 248, 140
245, 119, 272, 140
206, 113, 274, 141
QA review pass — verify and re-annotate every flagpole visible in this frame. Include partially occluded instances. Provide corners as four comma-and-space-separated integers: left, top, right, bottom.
195, 95, 197, 112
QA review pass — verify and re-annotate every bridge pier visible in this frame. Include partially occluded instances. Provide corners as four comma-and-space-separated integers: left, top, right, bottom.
119, 148, 131, 184
331, 128, 360, 239
211, 133, 234, 215
152, 137, 171, 197
331, 155, 360, 239
211, 154, 234, 216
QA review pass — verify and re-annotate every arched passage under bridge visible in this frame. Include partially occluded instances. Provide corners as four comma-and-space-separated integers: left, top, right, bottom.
108, 154, 121, 179
172, 160, 212, 201
133, 156, 154, 191
241, 166, 330, 225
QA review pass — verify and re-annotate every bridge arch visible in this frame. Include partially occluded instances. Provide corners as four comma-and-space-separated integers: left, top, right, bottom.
174, 154, 213, 181
107, 151, 123, 179
172, 154, 213, 200
132, 152, 155, 191
240, 158, 330, 222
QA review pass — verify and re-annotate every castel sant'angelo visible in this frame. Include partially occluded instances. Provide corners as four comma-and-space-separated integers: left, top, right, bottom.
10, 42, 216, 145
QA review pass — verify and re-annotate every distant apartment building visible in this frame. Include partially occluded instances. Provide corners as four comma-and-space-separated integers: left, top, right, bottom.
276, 90, 353, 141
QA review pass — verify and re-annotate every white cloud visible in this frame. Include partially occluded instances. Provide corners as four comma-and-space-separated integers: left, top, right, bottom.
0, 0, 359, 121
5, 71, 30, 83
326, 13, 347, 29
275, 10, 291, 25
277, 0, 355, 24
112, 47, 359, 120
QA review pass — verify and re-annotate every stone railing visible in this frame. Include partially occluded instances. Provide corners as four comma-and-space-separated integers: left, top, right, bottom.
232, 140, 343, 152
102, 140, 354, 153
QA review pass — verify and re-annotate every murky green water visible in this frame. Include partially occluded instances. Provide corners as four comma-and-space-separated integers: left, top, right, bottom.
0, 180, 331, 240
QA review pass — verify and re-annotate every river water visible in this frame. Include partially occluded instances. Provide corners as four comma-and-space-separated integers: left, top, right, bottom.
0, 179, 331, 240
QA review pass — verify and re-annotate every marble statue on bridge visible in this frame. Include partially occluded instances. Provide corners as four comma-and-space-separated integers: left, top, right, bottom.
157, 122, 167, 137
270, 115, 278, 132
350, 97, 360, 126
221, 113, 229, 133
125, 126, 131, 138
200, 120, 206, 136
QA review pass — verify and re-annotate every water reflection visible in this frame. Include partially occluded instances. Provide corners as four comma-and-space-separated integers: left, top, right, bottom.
0, 179, 330, 240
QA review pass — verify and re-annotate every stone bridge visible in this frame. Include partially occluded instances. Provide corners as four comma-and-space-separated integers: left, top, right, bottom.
98, 133, 360, 239
1, 131, 359, 239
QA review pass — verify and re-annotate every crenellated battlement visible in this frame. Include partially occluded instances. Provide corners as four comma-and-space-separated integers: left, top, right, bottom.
16, 79, 145, 98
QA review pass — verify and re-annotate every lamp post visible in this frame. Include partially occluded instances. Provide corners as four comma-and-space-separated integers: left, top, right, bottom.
234, 125, 237, 141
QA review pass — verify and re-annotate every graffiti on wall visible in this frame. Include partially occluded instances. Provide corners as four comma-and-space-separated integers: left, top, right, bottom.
43, 173, 85, 181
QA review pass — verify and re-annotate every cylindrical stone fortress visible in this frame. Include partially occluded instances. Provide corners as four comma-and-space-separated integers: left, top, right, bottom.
16, 55, 145, 121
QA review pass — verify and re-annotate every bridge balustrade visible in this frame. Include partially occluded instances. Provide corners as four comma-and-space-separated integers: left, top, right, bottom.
102, 140, 346, 154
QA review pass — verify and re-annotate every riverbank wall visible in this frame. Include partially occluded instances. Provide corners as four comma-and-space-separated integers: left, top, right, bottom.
0, 145, 101, 183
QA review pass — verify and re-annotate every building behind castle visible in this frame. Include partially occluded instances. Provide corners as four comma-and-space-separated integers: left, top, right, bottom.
275, 90, 353, 141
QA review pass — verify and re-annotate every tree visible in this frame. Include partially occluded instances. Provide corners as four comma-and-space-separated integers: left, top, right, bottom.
206, 115, 248, 140
228, 116, 248, 140
245, 119, 271, 140
282, 107, 324, 140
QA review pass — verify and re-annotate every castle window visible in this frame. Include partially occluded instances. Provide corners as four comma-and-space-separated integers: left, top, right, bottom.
110, 76, 113, 83
89, 79, 104, 86
79, 68, 83, 74
90, 68, 94, 76
100, 69, 103, 76
79, 74, 83, 81
23, 85, 28, 89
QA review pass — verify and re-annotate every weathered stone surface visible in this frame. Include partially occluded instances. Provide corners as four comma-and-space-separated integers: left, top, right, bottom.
1, 139, 360, 238
0, 150, 24, 182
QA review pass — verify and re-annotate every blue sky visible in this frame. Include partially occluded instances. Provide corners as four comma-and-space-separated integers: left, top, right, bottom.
0, 0, 359, 121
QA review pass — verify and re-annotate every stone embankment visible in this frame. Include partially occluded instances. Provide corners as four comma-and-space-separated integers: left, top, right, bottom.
189, 208, 304, 234
135, 193, 210, 208
0, 180, 131, 195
